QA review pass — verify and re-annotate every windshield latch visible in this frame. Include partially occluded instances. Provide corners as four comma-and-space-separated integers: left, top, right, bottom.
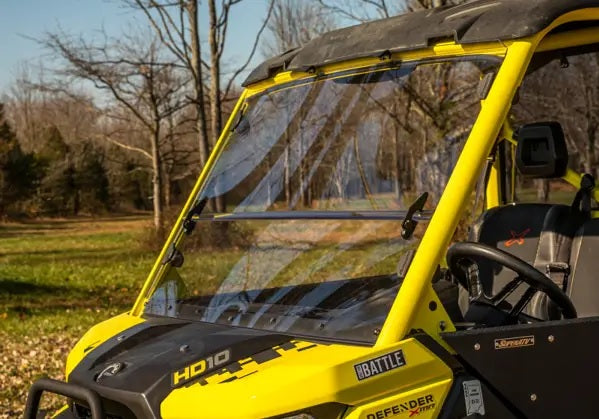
401, 192, 428, 240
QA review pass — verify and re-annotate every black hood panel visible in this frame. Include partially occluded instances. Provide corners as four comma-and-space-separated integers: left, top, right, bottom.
68, 316, 293, 418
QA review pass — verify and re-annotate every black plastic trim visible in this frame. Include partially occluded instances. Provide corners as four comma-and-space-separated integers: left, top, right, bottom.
411, 331, 464, 373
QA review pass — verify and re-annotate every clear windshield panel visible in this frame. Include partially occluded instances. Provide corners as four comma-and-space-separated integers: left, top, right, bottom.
145, 56, 501, 344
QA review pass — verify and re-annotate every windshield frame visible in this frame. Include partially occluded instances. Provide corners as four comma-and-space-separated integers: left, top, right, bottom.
131, 47, 514, 347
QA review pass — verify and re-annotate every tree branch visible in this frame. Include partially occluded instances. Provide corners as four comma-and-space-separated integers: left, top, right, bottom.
223, 0, 274, 99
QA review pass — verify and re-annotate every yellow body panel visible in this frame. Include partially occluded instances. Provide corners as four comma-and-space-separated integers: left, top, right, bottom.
344, 378, 452, 419
160, 339, 452, 419
485, 161, 501, 210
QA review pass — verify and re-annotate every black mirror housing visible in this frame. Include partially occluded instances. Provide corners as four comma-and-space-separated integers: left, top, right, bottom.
516, 121, 568, 178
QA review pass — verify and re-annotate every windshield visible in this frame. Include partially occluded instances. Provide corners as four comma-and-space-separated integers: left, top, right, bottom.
145, 56, 500, 344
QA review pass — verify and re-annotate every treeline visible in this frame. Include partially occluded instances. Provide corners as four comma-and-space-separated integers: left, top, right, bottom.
0, 102, 150, 216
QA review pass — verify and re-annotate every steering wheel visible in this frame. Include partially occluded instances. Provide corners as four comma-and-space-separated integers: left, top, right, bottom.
447, 242, 577, 321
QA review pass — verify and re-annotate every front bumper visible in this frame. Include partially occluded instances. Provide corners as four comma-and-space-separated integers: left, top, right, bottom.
24, 378, 104, 419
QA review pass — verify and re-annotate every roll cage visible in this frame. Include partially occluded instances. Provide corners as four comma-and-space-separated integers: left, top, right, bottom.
132, 1, 599, 351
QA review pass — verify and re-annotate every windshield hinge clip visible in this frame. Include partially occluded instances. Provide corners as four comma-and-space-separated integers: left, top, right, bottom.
401, 192, 428, 240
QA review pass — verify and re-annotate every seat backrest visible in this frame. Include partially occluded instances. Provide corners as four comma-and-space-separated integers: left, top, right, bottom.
470, 203, 584, 297
567, 219, 599, 317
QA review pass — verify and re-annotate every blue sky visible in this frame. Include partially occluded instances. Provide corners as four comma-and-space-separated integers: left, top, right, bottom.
0, 0, 270, 93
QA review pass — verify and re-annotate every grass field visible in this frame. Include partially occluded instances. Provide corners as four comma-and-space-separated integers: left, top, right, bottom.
0, 216, 156, 417
0, 190, 573, 417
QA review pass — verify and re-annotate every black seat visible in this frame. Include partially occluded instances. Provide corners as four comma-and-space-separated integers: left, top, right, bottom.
567, 219, 599, 317
460, 121, 591, 320
468, 204, 586, 318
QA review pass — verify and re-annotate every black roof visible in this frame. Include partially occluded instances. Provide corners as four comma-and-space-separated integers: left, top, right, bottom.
243, 0, 599, 87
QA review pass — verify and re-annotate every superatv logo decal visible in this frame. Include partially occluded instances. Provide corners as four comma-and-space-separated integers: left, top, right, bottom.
171, 349, 231, 387
366, 394, 435, 418
354, 350, 405, 381
494, 335, 535, 350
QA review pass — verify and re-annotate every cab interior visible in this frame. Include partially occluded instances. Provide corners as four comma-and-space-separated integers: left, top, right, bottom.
442, 27, 599, 328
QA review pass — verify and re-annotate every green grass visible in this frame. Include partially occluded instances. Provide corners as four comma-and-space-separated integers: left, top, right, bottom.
0, 216, 157, 336
0, 216, 162, 416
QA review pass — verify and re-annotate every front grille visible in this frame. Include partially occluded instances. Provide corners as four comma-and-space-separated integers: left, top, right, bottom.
72, 401, 135, 419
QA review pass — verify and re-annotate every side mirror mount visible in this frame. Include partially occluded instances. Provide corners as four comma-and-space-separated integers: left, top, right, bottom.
516, 121, 568, 178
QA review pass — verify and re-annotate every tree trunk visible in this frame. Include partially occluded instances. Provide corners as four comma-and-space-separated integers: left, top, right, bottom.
207, 0, 223, 142
163, 163, 171, 209
73, 189, 80, 216
150, 129, 164, 236
535, 179, 550, 202
208, 0, 226, 213
393, 127, 401, 200
187, 0, 210, 169
284, 137, 291, 207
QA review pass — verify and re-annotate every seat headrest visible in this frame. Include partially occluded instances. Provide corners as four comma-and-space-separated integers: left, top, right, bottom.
516, 121, 568, 178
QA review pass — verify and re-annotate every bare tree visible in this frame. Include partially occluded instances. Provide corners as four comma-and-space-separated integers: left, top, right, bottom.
127, 0, 274, 213
161, 106, 199, 207
407, 0, 468, 11
127, 2, 274, 151
9, 76, 99, 154
128, 0, 211, 172
315, 0, 471, 22
262, 0, 335, 57
38, 29, 189, 233
7, 64, 55, 152
315, 0, 405, 22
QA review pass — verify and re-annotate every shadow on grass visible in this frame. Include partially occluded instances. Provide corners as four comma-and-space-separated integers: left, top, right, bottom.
0, 246, 126, 258
0, 224, 69, 238
2, 214, 150, 226
0, 279, 135, 322
0, 279, 68, 296
0, 279, 134, 307
0, 214, 152, 238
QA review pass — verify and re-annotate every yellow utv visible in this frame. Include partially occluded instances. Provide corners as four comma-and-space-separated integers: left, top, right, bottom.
25, 0, 599, 417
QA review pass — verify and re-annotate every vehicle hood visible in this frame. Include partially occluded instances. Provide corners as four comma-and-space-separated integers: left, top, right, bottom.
66, 315, 370, 418
65, 315, 450, 419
